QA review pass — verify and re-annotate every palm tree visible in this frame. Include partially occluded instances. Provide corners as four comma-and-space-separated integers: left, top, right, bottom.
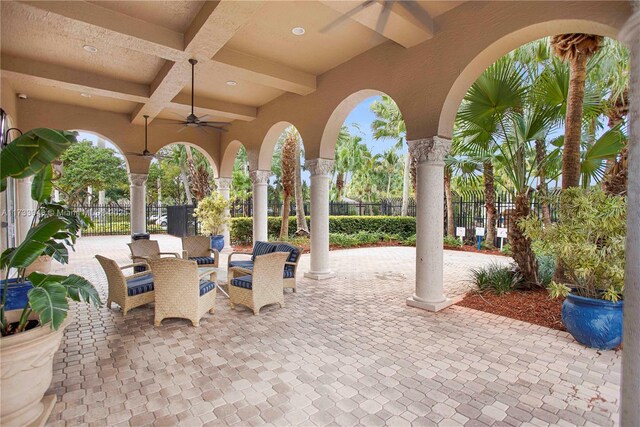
279, 127, 297, 239
370, 96, 411, 215
550, 33, 603, 189
457, 57, 561, 286
380, 149, 400, 197
293, 130, 308, 234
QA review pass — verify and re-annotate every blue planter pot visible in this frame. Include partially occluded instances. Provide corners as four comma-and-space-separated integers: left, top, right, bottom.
0, 279, 33, 310
210, 235, 225, 252
562, 293, 623, 350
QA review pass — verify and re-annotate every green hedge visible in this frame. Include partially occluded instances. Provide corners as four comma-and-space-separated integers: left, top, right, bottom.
230, 216, 416, 245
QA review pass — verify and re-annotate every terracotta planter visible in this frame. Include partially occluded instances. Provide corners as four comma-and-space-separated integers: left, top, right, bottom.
24, 255, 52, 276
0, 310, 72, 427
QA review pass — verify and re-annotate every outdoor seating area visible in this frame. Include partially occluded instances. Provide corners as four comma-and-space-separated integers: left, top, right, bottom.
0, 1, 638, 426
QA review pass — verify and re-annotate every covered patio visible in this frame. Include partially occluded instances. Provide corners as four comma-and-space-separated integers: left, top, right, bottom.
1, 1, 639, 426
47, 235, 620, 426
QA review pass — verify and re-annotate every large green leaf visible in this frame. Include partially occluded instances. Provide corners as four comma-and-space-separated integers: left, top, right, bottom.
8, 217, 68, 268
584, 125, 626, 160
61, 274, 101, 307
31, 164, 54, 202
28, 282, 68, 330
43, 240, 69, 264
0, 129, 75, 180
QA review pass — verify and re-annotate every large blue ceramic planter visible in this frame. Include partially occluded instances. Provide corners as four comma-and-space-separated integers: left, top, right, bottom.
0, 279, 33, 310
210, 235, 225, 252
562, 293, 623, 350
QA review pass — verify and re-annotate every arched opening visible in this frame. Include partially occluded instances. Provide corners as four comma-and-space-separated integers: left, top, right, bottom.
321, 89, 412, 217
60, 130, 131, 206
438, 20, 620, 138
441, 31, 628, 323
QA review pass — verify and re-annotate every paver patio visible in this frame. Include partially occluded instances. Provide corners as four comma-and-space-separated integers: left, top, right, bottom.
45, 235, 620, 426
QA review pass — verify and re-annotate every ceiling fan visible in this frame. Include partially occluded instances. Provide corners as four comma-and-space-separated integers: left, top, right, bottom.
156, 58, 230, 133
125, 115, 156, 158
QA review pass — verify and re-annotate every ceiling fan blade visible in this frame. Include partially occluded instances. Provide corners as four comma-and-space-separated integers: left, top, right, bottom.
199, 121, 231, 126
197, 126, 211, 136
375, 1, 391, 37
202, 124, 229, 132
177, 125, 189, 133
320, 0, 376, 33
198, 114, 211, 121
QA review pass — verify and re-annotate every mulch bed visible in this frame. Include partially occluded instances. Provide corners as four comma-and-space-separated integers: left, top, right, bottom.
444, 245, 508, 257
233, 240, 411, 254
457, 288, 565, 331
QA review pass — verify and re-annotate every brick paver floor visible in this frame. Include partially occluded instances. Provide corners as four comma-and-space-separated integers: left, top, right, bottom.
46, 235, 620, 426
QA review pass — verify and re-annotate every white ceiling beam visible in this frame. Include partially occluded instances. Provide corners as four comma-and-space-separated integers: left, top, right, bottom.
15, 1, 313, 104
213, 48, 316, 95
131, 0, 265, 124
319, 1, 434, 48
1, 55, 257, 122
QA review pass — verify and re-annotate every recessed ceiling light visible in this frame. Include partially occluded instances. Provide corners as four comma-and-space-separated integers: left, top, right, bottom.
226, 80, 238, 86
83, 44, 98, 53
291, 27, 305, 36
80, 93, 91, 98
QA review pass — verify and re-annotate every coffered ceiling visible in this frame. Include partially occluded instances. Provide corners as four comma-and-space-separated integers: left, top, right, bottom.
1, 0, 464, 127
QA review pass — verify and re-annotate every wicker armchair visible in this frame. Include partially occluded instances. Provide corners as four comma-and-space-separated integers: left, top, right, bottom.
229, 251, 289, 315
148, 258, 217, 327
181, 236, 219, 267
228, 241, 302, 292
127, 239, 180, 272
96, 255, 155, 316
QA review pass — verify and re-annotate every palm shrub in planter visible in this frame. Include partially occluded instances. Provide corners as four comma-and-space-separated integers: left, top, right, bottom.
0, 128, 101, 426
193, 193, 229, 252
521, 188, 625, 349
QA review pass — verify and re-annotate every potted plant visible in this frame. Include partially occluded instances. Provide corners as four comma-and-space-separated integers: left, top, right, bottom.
193, 193, 229, 252
1, 128, 101, 426
521, 188, 625, 349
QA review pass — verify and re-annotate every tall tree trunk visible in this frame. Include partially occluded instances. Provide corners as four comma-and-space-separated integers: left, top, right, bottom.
280, 194, 291, 239
401, 154, 410, 216
511, 192, 539, 288
336, 172, 344, 201
180, 169, 193, 205
294, 143, 309, 234
535, 139, 552, 226
483, 161, 496, 248
444, 173, 455, 236
561, 53, 588, 189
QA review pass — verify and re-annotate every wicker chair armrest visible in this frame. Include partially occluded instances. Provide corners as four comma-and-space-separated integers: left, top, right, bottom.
159, 252, 181, 258
228, 251, 251, 259
124, 271, 152, 280
182, 250, 188, 259
120, 262, 149, 270
230, 266, 252, 275
198, 270, 217, 281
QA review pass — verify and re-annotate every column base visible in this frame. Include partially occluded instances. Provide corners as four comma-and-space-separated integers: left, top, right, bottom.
304, 271, 336, 280
406, 295, 454, 312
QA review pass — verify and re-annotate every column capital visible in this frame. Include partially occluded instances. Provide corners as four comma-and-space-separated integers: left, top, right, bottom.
216, 177, 232, 191
306, 158, 334, 176
129, 173, 148, 186
407, 136, 451, 164
249, 170, 270, 184
620, 7, 640, 43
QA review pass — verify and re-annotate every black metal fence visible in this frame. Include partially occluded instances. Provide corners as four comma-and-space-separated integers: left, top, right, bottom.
72, 203, 166, 236
166, 205, 199, 237
230, 198, 417, 218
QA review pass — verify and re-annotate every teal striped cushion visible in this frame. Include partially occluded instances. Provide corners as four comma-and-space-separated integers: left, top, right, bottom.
251, 241, 276, 261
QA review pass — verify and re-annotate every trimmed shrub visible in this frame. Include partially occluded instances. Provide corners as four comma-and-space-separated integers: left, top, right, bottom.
471, 262, 522, 295
230, 216, 416, 245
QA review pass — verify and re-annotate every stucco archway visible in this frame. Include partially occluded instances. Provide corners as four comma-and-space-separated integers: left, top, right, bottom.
319, 89, 405, 160
258, 121, 304, 171
437, 19, 621, 138
156, 141, 219, 179
220, 140, 246, 178
70, 129, 131, 173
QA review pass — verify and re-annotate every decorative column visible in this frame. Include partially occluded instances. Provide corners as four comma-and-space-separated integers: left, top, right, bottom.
406, 137, 453, 312
250, 170, 270, 243
304, 158, 336, 280
129, 173, 147, 235
216, 177, 232, 250
620, 7, 640, 426
15, 177, 35, 244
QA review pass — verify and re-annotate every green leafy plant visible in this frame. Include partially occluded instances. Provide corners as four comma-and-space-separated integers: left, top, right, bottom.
1, 129, 101, 336
444, 235, 463, 247
500, 243, 513, 256
471, 262, 522, 295
521, 188, 625, 301
536, 254, 556, 287
193, 193, 229, 235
